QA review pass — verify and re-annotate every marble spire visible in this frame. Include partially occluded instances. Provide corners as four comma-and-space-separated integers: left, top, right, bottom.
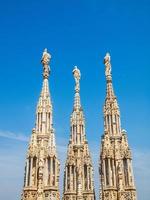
63, 66, 95, 200
21, 49, 60, 200
99, 53, 137, 200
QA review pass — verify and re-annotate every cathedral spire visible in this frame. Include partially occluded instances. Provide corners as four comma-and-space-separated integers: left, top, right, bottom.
35, 49, 53, 136
71, 66, 84, 145
99, 53, 137, 200
21, 49, 60, 200
63, 67, 95, 200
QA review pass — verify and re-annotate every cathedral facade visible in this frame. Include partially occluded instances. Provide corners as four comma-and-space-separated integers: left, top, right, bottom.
21, 50, 137, 200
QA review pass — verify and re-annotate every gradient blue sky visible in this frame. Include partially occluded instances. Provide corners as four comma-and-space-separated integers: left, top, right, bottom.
0, 0, 150, 199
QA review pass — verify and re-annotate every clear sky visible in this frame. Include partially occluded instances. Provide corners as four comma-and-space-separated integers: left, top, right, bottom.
0, 0, 150, 199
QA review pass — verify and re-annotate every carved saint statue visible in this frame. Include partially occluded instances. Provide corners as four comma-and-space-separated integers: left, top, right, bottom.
41, 48, 51, 78
72, 66, 81, 91
41, 48, 51, 65
38, 157, 44, 179
117, 161, 124, 191
104, 53, 111, 77
31, 167, 36, 185
76, 161, 83, 196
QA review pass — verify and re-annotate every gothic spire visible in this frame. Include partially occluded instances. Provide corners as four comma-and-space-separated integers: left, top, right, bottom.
99, 53, 137, 200
63, 67, 95, 200
70, 66, 85, 145
21, 49, 60, 200
35, 49, 53, 136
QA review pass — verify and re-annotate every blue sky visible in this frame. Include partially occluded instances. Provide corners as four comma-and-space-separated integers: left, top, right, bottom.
0, 0, 150, 199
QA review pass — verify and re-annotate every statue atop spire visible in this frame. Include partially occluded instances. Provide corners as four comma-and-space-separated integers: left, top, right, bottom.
100, 53, 137, 200
21, 49, 60, 200
73, 66, 81, 92
63, 66, 95, 200
41, 48, 51, 79
104, 52, 111, 78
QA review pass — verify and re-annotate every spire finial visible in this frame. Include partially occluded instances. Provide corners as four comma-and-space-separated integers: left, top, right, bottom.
72, 66, 81, 92
104, 52, 115, 99
104, 52, 112, 79
41, 48, 51, 79
72, 66, 81, 110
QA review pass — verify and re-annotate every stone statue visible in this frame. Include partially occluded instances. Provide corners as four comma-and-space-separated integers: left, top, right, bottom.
104, 53, 111, 77
77, 161, 82, 193
72, 66, 81, 91
78, 165, 82, 178
38, 157, 44, 180
41, 48, 51, 78
41, 48, 51, 66
118, 161, 124, 191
